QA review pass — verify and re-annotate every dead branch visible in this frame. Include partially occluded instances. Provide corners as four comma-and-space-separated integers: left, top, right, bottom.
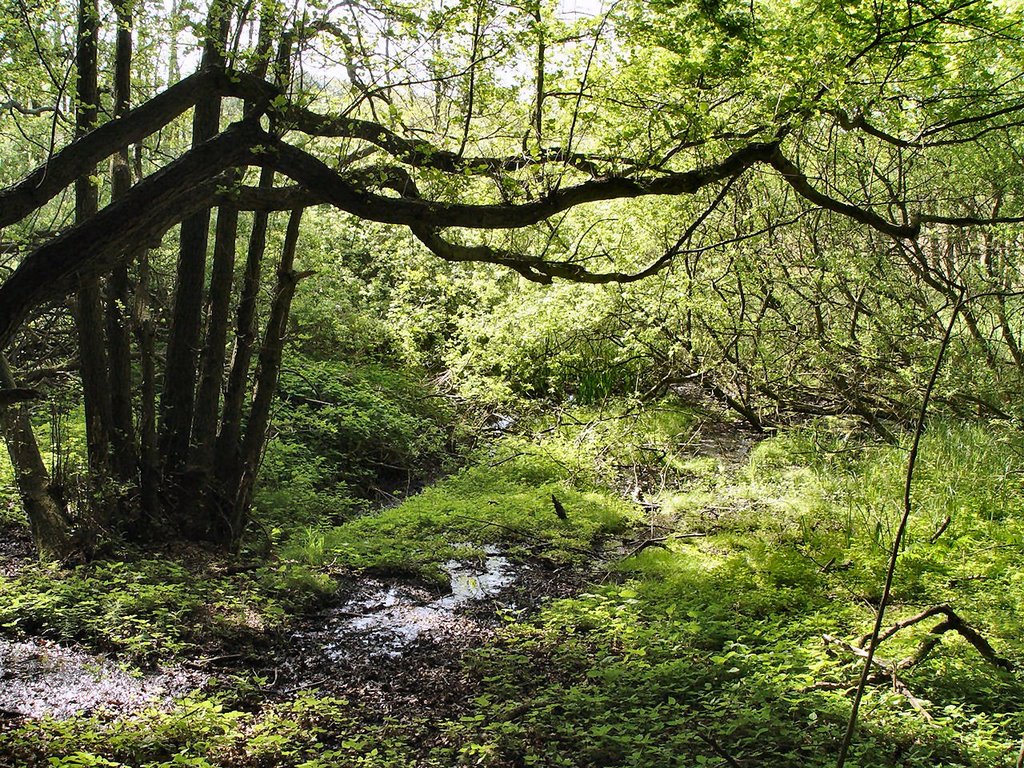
822, 634, 933, 721
621, 532, 707, 560
929, 515, 951, 543
0, 388, 40, 406
856, 605, 1013, 672
622, 536, 670, 559
697, 731, 745, 768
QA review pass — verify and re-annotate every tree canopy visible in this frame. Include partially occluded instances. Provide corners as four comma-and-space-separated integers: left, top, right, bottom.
0, 0, 1023, 557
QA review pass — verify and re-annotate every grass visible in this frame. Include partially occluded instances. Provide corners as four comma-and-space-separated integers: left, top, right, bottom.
1, 404, 1022, 767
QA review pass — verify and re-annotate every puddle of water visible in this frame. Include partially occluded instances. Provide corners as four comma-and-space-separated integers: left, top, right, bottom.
308, 545, 519, 659
0, 639, 206, 719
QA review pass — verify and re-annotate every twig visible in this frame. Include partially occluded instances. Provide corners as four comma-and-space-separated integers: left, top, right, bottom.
858, 605, 949, 647
621, 533, 708, 561
488, 452, 525, 468
184, 652, 243, 668
836, 292, 963, 768
269, 677, 330, 696
822, 635, 933, 722
622, 536, 669, 559
696, 731, 744, 768
929, 514, 951, 544
856, 604, 1013, 671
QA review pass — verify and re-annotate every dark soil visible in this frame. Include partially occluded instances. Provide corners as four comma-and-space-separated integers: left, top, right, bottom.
242, 554, 594, 722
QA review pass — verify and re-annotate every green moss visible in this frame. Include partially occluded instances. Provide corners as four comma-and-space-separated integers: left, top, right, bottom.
3, 409, 1023, 767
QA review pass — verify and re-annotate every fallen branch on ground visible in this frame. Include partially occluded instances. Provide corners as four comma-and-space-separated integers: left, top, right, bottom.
621, 533, 708, 561
929, 515, 951, 543
856, 605, 1013, 671
822, 634, 933, 721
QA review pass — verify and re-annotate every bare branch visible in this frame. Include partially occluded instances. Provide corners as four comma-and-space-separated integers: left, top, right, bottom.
256, 134, 779, 230
0, 100, 57, 116
281, 105, 605, 176
767, 148, 920, 240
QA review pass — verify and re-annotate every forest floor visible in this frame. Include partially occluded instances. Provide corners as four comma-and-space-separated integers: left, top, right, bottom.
0, 402, 1022, 767
0, 538, 579, 724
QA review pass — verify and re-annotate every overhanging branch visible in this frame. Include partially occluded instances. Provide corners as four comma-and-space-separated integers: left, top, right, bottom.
0, 119, 265, 348
767, 148, 920, 240
0, 67, 275, 231
255, 135, 780, 229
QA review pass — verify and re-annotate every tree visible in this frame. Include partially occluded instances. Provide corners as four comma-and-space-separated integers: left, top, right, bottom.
0, 0, 1022, 558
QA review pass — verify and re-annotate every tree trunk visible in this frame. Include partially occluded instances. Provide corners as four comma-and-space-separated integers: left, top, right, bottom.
106, 0, 139, 497
215, 28, 290, 507
0, 355, 75, 560
191, 203, 239, 470
216, 173, 273, 492
133, 250, 161, 524
227, 207, 305, 547
74, 0, 113, 520
158, 0, 229, 480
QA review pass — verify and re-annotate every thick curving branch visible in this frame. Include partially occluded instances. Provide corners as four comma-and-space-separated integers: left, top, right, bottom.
280, 104, 606, 176
0, 68, 275, 230
767, 148, 921, 240
5, 85, 1023, 354
0, 119, 265, 348
1, 128, 773, 342
833, 100, 1024, 149
254, 134, 780, 229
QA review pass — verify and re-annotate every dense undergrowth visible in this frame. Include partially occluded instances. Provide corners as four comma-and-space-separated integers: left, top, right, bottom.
1, 403, 1023, 767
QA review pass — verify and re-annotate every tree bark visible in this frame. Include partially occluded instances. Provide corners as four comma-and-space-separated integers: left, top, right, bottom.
227, 207, 305, 546
73, 0, 113, 519
106, 0, 139, 496
158, 0, 229, 479
0, 119, 262, 352
216, 171, 273, 493
0, 68, 274, 231
133, 250, 161, 524
191, 203, 239, 470
0, 355, 75, 560
215, 29, 290, 499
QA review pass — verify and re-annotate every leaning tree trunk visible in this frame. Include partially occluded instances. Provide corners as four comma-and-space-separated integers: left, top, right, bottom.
224, 207, 305, 547
0, 355, 75, 560
192, 203, 239, 465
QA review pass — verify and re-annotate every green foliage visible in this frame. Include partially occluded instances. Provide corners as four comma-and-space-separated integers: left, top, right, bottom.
2, 693, 421, 768
257, 357, 459, 526
280, 421, 641, 576
3, 407, 1024, 767
0, 554, 332, 662
429, 417, 1024, 767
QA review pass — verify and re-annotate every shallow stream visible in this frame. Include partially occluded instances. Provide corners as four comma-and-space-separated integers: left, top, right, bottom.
299, 544, 520, 660
0, 545, 522, 719
0, 639, 204, 719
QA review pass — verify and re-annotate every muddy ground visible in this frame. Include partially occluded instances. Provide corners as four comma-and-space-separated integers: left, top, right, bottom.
0, 538, 599, 729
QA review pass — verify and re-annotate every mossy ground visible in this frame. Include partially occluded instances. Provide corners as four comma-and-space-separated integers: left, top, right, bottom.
0, 404, 1022, 767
